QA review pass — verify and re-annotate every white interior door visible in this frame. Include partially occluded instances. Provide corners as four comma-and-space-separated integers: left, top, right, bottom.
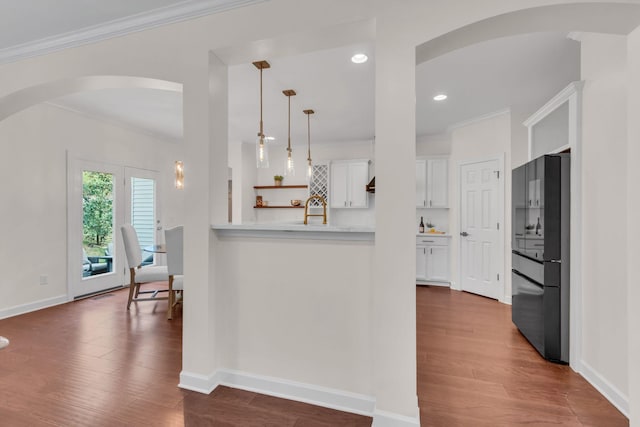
460, 158, 503, 300
68, 158, 125, 298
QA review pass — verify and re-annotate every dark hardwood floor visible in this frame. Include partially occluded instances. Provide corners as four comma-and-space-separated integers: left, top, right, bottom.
417, 285, 628, 426
0, 286, 371, 426
0, 284, 628, 426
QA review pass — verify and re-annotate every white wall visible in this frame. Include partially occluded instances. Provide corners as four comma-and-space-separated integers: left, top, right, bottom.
627, 24, 640, 427
416, 133, 450, 156
448, 112, 512, 300
0, 102, 183, 315
580, 32, 629, 411
214, 237, 374, 394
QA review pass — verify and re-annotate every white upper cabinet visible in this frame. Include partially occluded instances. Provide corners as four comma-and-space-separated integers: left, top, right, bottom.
416, 158, 448, 208
416, 160, 428, 208
330, 160, 369, 209
428, 158, 448, 208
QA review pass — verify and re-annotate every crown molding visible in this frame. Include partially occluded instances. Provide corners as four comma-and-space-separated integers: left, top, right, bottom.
0, 0, 267, 65
446, 107, 511, 134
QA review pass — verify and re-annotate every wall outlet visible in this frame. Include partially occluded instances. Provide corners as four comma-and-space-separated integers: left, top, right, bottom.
39, 275, 48, 285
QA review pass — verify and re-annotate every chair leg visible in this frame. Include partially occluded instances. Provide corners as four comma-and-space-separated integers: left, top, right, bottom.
127, 268, 136, 310
167, 276, 174, 320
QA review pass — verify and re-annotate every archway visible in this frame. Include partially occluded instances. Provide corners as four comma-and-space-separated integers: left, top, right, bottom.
413, 1, 640, 420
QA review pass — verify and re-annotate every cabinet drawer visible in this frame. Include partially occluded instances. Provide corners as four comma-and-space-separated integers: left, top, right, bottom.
416, 236, 448, 246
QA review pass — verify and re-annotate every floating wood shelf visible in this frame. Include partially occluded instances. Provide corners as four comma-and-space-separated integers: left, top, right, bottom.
254, 185, 308, 189
254, 205, 305, 209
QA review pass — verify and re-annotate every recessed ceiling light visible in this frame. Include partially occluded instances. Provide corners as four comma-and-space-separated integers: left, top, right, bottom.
351, 53, 368, 64
433, 94, 448, 101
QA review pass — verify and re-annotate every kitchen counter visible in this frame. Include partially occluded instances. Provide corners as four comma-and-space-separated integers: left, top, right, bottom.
416, 232, 451, 237
212, 223, 375, 241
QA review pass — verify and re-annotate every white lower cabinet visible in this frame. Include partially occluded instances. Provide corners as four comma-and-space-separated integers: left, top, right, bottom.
416, 236, 450, 283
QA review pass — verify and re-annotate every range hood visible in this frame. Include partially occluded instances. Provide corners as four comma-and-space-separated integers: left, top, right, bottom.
366, 176, 375, 193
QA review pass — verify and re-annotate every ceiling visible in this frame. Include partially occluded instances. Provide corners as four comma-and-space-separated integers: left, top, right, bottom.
416, 32, 580, 136
2, 2, 581, 144
0, 0, 264, 63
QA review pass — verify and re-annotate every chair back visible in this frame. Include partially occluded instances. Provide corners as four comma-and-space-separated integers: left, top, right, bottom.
165, 226, 183, 276
121, 224, 143, 268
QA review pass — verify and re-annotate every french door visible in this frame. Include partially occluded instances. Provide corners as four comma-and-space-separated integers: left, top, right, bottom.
68, 156, 160, 299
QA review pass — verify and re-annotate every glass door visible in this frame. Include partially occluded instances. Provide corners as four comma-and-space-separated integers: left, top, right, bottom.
68, 158, 124, 298
125, 168, 161, 268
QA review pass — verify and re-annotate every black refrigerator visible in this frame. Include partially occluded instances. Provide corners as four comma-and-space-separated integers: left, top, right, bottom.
512, 153, 570, 364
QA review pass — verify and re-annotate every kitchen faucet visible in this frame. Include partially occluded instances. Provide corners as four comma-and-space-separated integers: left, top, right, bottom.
304, 195, 327, 225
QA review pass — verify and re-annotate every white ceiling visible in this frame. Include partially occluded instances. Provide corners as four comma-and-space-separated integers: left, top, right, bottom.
50, 88, 184, 142
228, 43, 375, 146
1, 1, 581, 144
416, 32, 580, 136
0, 0, 264, 62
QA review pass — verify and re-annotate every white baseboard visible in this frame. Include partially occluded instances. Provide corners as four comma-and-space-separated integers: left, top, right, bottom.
579, 360, 629, 418
0, 294, 69, 320
416, 280, 449, 287
500, 295, 512, 305
372, 409, 420, 426
180, 368, 419, 425
178, 370, 219, 394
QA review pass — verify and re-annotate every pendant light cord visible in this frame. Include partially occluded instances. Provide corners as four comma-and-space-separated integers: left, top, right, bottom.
287, 94, 291, 153
259, 66, 264, 138
307, 112, 311, 162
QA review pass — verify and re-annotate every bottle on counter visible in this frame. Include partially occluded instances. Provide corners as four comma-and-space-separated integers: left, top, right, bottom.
535, 217, 541, 235
419, 217, 425, 233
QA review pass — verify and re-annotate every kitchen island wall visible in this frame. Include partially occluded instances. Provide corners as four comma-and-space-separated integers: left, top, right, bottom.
213, 232, 375, 402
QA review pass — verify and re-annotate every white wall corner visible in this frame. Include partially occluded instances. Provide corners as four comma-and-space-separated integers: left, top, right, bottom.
372, 408, 421, 427
579, 361, 629, 418
178, 370, 222, 394
500, 294, 512, 305
179, 368, 377, 417
0, 294, 69, 320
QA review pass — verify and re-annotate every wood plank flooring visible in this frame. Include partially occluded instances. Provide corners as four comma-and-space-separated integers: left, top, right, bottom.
0, 284, 628, 426
417, 285, 628, 426
0, 286, 371, 426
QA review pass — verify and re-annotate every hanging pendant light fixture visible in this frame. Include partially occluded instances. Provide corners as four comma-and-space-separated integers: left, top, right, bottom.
253, 60, 270, 168
283, 89, 296, 176
303, 109, 315, 181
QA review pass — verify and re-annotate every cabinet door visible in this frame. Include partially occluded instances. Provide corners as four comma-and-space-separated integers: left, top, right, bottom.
416, 160, 427, 207
426, 245, 449, 281
330, 163, 349, 208
416, 246, 427, 280
349, 161, 369, 208
427, 158, 448, 208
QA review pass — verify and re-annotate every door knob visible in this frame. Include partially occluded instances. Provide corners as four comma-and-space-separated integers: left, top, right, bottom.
460, 231, 469, 237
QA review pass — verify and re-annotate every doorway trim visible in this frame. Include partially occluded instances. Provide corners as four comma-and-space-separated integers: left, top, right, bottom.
457, 153, 506, 303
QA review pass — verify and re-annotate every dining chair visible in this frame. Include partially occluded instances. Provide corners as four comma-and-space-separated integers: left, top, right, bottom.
164, 226, 183, 320
121, 224, 169, 310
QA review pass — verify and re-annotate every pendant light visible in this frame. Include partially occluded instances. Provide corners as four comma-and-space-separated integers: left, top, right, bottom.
283, 89, 296, 176
253, 60, 270, 168
303, 109, 315, 181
